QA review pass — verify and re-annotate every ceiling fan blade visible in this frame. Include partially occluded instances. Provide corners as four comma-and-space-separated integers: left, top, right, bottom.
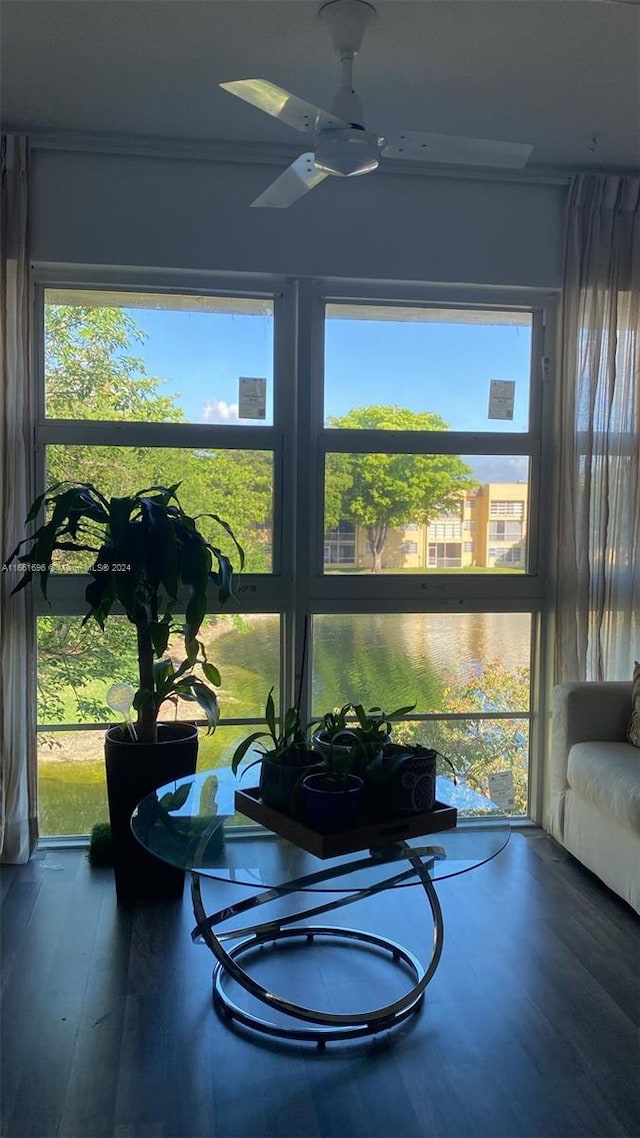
220, 79, 347, 134
251, 154, 330, 208
381, 131, 533, 169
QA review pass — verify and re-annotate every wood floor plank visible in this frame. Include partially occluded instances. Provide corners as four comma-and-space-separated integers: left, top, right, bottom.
1, 832, 638, 1138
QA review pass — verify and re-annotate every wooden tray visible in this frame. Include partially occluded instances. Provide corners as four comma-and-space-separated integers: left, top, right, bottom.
234, 787, 457, 859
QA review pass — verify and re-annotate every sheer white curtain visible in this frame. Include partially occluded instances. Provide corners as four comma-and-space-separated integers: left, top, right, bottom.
555, 175, 640, 683
0, 135, 38, 862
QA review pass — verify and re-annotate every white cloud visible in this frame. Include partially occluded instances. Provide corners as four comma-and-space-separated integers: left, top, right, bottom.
201, 399, 239, 424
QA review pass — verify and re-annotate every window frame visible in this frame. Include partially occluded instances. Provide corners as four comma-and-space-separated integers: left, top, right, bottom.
32, 267, 557, 827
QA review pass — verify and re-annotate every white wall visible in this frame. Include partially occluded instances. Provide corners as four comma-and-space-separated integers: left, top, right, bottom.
30, 148, 566, 289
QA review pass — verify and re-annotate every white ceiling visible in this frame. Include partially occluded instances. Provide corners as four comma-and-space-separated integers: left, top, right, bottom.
2, 0, 639, 171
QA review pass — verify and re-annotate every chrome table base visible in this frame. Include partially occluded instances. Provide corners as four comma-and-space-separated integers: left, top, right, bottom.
190, 843, 444, 1045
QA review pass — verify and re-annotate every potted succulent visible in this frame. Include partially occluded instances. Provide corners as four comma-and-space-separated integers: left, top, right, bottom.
231, 688, 322, 817
6, 479, 243, 904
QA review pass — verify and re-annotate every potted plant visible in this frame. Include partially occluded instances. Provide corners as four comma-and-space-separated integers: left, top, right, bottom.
6, 479, 243, 904
364, 743, 458, 822
313, 701, 417, 777
231, 688, 322, 817
300, 700, 413, 833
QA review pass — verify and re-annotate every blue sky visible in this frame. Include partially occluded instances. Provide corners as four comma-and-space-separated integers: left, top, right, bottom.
128, 306, 532, 481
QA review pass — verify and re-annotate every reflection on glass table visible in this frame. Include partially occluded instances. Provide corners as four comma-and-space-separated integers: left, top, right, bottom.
132, 767, 510, 1046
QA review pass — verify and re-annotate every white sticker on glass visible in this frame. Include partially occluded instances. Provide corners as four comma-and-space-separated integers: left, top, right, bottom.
488, 770, 515, 809
238, 377, 266, 420
488, 379, 515, 420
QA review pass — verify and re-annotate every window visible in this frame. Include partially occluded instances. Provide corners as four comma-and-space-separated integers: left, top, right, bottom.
488, 520, 523, 541
488, 546, 523, 564
490, 500, 524, 516
37, 612, 281, 835
37, 285, 285, 835
428, 521, 462, 540
428, 543, 462, 569
33, 278, 547, 832
312, 612, 531, 814
45, 290, 274, 425
324, 305, 532, 432
324, 520, 356, 566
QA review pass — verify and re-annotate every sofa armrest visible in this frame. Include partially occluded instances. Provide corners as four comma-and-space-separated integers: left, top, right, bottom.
549, 682, 632, 839
553, 682, 632, 753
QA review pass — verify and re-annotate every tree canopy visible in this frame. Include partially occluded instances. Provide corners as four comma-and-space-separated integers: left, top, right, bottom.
325, 405, 476, 572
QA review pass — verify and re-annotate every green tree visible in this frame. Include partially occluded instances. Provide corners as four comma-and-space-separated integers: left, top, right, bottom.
325, 406, 475, 572
190, 449, 273, 573
45, 305, 183, 423
37, 615, 138, 729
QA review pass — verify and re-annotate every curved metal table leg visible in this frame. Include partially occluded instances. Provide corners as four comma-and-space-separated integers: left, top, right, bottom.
190, 846, 444, 1045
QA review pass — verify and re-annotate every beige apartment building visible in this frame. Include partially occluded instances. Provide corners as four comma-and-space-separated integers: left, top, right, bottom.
324, 483, 529, 570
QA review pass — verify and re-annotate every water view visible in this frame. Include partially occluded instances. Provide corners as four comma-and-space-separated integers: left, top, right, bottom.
38, 611, 531, 834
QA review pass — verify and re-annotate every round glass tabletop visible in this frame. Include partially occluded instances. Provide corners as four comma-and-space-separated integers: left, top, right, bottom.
131, 767, 511, 891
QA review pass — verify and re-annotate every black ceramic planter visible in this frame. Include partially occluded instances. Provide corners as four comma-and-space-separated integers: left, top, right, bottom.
259, 751, 323, 818
365, 746, 437, 822
104, 722, 198, 906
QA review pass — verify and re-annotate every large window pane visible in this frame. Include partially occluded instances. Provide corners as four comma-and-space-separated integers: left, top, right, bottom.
325, 304, 532, 433
324, 454, 529, 573
45, 291, 274, 425
37, 614, 281, 835
46, 445, 273, 573
312, 612, 531, 814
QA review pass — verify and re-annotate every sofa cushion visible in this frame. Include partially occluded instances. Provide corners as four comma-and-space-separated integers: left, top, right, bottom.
567, 741, 640, 836
627, 661, 640, 748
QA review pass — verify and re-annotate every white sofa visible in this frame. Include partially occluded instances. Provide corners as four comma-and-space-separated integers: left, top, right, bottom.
550, 682, 640, 914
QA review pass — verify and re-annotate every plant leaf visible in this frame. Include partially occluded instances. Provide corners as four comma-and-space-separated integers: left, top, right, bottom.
265, 687, 276, 742
202, 661, 221, 687
231, 731, 269, 775
159, 783, 191, 812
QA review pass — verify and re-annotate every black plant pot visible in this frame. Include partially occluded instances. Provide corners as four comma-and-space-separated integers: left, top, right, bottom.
365, 746, 437, 822
104, 722, 198, 906
259, 748, 324, 818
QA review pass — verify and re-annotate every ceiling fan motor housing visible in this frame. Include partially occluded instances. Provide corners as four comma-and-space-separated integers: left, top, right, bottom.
314, 126, 380, 176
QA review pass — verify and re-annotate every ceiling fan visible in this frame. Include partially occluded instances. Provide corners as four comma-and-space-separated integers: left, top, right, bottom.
219, 0, 533, 208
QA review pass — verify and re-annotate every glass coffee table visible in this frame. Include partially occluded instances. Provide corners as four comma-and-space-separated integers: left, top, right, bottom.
132, 767, 510, 1046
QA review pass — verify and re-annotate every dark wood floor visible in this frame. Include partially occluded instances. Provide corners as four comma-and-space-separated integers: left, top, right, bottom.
1, 830, 638, 1138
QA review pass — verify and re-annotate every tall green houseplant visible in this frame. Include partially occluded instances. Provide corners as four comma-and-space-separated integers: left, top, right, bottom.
6, 480, 244, 743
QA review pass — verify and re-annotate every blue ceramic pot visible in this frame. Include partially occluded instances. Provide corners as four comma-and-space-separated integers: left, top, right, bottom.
301, 772, 364, 834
